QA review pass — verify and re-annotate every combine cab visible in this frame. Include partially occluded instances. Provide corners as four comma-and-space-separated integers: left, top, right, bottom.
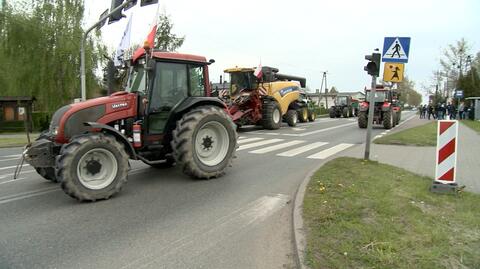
358, 87, 398, 129
22, 48, 238, 202
329, 95, 357, 118
225, 66, 306, 129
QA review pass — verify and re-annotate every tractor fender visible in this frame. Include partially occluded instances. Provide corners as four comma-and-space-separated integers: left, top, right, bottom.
84, 122, 137, 160
172, 97, 227, 115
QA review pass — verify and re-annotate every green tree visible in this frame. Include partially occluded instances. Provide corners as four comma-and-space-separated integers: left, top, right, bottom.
396, 76, 422, 106
154, 13, 185, 51
458, 66, 480, 98
0, 0, 105, 111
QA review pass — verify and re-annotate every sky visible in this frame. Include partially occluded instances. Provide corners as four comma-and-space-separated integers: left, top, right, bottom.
85, 0, 480, 98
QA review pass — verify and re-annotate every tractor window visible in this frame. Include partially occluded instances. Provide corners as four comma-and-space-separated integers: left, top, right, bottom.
336, 96, 348, 105
229, 72, 257, 96
126, 66, 146, 94
189, 65, 205, 97
150, 62, 188, 112
365, 91, 387, 102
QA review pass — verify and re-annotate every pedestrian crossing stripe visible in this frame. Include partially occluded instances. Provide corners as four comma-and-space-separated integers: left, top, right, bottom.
237, 137, 354, 159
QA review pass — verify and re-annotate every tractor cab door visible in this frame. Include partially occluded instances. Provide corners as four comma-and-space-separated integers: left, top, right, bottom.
147, 61, 206, 135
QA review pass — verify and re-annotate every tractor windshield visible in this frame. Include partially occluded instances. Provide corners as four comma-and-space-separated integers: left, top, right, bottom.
336, 96, 348, 105
229, 72, 258, 96
365, 91, 387, 102
125, 65, 146, 94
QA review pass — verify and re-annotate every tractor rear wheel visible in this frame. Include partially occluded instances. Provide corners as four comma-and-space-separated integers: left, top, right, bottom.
383, 110, 394, 129
358, 112, 367, 128
56, 133, 129, 202
262, 101, 282, 130
298, 107, 308, 122
286, 109, 298, 127
308, 111, 316, 122
329, 108, 336, 118
172, 106, 237, 179
342, 107, 349, 118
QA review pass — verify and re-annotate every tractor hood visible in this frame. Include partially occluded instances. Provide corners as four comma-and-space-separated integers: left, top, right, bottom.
50, 91, 138, 143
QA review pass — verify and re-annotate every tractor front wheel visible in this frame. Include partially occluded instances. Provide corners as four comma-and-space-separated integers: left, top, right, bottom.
298, 107, 308, 122
383, 110, 394, 129
308, 111, 316, 122
358, 112, 367, 128
172, 106, 237, 179
56, 133, 129, 202
262, 101, 282, 130
286, 109, 298, 127
329, 108, 336, 118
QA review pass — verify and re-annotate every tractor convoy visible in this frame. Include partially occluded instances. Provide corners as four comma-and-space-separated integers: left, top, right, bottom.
224, 66, 308, 129
358, 86, 401, 129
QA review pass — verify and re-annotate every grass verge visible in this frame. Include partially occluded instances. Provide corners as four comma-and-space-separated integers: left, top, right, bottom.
303, 157, 480, 269
374, 121, 437, 146
0, 134, 39, 148
461, 120, 480, 134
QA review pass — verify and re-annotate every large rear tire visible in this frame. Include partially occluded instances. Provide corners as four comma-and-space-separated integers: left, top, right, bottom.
56, 133, 129, 202
286, 109, 298, 127
262, 101, 282, 130
298, 107, 308, 123
383, 110, 393, 129
172, 106, 237, 179
358, 111, 367, 128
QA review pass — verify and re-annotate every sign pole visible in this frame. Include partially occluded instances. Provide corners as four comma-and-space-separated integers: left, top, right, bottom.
364, 75, 377, 160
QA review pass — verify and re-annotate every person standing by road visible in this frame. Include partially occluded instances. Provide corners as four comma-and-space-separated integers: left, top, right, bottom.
459, 102, 465, 120
427, 104, 434, 120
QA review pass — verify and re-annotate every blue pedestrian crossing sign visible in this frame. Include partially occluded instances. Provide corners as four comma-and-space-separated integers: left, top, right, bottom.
382, 37, 411, 63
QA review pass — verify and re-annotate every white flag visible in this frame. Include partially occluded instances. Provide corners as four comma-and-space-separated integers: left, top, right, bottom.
114, 16, 133, 67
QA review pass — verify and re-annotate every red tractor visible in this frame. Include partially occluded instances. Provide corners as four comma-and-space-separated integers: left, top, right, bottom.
22, 48, 238, 202
358, 87, 398, 129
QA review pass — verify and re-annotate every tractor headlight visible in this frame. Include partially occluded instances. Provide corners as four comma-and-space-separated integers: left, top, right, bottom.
52, 126, 59, 136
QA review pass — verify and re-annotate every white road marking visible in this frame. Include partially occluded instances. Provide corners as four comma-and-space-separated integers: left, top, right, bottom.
0, 157, 20, 162
374, 135, 382, 139
277, 142, 328, 157
0, 169, 35, 179
291, 128, 306, 131
307, 143, 354, 159
0, 178, 27, 185
281, 122, 356, 137
0, 154, 22, 158
0, 164, 30, 171
0, 187, 59, 205
238, 136, 246, 139
237, 139, 284, 151
381, 132, 387, 135
249, 140, 305, 154
238, 137, 264, 144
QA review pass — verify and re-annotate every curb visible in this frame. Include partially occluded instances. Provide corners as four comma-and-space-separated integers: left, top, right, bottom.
292, 162, 327, 269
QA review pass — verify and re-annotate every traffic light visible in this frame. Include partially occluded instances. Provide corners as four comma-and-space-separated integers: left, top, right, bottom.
364, 52, 381, 76
140, 0, 158, 7
108, 0, 125, 24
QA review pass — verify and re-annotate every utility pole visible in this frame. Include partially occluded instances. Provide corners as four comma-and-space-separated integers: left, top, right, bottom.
363, 49, 381, 160
324, 72, 329, 109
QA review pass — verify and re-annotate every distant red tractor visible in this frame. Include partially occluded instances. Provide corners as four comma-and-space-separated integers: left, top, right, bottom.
22, 48, 238, 202
358, 87, 399, 129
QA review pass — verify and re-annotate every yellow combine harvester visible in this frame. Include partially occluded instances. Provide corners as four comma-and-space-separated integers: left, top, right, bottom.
224, 66, 306, 129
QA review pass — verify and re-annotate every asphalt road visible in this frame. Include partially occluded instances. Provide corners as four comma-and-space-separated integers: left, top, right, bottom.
0, 111, 416, 269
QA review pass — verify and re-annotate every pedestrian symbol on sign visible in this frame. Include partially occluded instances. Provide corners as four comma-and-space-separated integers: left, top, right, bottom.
383, 62, 404, 83
391, 41, 402, 58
